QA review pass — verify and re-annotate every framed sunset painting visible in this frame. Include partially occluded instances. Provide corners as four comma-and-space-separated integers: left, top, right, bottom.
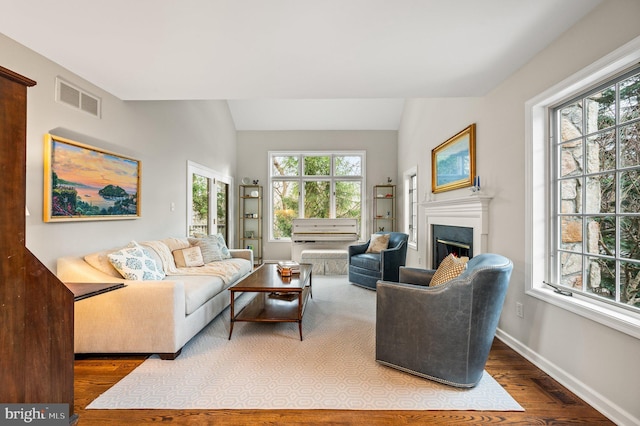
43, 134, 141, 222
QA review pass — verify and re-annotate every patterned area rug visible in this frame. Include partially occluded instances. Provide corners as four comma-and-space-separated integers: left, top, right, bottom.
87, 275, 523, 411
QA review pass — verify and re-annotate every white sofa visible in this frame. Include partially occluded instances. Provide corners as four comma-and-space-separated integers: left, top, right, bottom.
56, 237, 253, 359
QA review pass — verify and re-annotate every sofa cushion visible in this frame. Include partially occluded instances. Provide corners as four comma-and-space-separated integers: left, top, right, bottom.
173, 246, 205, 267
350, 253, 381, 271
366, 233, 390, 253
108, 242, 166, 281
430, 254, 468, 286
177, 275, 226, 315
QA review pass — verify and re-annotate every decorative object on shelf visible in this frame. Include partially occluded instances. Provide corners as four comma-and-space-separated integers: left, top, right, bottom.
432, 123, 476, 194
387, 177, 392, 183
470, 175, 481, 193
373, 184, 396, 232
250, 190, 259, 197
44, 134, 141, 222
241, 177, 250, 185
252, 179, 259, 185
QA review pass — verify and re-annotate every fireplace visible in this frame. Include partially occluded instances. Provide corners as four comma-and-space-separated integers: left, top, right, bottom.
432, 225, 473, 267
421, 194, 492, 269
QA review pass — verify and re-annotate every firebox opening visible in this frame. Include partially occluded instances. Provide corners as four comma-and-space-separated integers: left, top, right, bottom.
432, 225, 473, 268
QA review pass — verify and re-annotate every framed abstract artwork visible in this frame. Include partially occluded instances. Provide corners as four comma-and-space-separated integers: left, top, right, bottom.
43, 134, 141, 222
431, 123, 476, 193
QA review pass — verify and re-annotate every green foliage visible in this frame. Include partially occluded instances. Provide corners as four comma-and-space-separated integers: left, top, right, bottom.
272, 155, 363, 238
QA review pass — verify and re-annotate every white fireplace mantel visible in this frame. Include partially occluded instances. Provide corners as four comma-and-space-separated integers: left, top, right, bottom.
421, 194, 492, 268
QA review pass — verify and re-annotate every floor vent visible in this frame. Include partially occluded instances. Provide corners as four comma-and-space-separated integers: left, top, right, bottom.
56, 77, 101, 118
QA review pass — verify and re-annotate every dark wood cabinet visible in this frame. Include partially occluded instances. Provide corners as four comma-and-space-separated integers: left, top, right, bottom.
0, 66, 75, 421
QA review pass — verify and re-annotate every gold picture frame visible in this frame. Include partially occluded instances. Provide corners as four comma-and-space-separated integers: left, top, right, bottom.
431, 124, 476, 193
43, 134, 141, 222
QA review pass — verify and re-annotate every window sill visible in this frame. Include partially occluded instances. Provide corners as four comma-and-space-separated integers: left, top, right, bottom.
527, 287, 640, 340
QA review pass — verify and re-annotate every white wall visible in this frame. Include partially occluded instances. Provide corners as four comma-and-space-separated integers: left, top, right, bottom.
0, 33, 237, 271
236, 130, 397, 261
398, 1, 640, 424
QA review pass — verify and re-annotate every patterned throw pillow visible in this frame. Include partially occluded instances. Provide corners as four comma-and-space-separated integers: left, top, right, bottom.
366, 233, 390, 253
430, 254, 468, 286
188, 235, 225, 263
213, 233, 232, 259
172, 246, 205, 268
107, 242, 166, 281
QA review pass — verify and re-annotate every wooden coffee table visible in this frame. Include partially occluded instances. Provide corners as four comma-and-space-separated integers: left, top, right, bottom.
228, 263, 313, 341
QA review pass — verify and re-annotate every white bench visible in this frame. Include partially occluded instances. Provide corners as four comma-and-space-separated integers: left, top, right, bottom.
300, 249, 349, 275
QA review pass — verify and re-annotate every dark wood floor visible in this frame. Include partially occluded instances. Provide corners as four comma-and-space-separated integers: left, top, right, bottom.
73, 339, 614, 425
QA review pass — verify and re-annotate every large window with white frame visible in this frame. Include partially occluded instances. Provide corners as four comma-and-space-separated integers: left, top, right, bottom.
269, 151, 365, 240
552, 65, 640, 309
526, 36, 640, 338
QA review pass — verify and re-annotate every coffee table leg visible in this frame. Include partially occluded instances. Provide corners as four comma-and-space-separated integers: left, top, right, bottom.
298, 292, 303, 341
228, 291, 235, 340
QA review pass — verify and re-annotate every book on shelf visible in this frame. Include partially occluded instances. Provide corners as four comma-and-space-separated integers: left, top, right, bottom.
269, 292, 297, 301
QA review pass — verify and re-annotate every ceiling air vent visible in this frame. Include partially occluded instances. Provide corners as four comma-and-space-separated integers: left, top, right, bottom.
56, 77, 101, 118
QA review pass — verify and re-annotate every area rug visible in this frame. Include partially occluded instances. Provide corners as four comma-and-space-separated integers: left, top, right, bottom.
87, 275, 523, 411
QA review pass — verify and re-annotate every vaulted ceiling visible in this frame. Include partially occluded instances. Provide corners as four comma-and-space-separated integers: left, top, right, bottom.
0, 0, 602, 129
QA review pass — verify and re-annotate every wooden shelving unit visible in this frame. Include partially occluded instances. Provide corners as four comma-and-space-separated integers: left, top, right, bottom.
238, 185, 262, 265
373, 184, 396, 233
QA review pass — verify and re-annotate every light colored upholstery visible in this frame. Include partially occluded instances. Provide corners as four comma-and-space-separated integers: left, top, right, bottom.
300, 249, 348, 275
57, 240, 253, 359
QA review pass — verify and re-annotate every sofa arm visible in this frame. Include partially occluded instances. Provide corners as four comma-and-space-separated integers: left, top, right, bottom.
73, 279, 186, 354
230, 249, 253, 265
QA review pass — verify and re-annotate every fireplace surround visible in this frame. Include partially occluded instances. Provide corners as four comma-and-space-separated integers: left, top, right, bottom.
422, 194, 492, 269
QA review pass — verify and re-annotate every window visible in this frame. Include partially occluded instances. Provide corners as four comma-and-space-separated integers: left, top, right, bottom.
269, 151, 365, 240
526, 36, 640, 338
187, 161, 231, 241
404, 167, 418, 248
552, 66, 640, 309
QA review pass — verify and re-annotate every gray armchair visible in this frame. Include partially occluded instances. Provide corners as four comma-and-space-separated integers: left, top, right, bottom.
375, 253, 513, 387
348, 232, 408, 290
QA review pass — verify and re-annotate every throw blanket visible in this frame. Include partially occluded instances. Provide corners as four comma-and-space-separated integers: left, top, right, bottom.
142, 240, 241, 284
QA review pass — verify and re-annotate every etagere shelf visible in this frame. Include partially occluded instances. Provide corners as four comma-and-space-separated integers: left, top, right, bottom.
238, 185, 262, 265
373, 184, 396, 233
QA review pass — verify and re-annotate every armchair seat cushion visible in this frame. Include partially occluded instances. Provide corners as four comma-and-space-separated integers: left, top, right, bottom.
350, 253, 381, 271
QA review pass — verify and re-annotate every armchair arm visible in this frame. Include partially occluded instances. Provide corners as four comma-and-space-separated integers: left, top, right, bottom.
349, 240, 370, 257
380, 240, 407, 281
399, 266, 436, 287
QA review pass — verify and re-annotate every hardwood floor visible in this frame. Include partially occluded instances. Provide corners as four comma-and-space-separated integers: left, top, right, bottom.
73, 339, 614, 425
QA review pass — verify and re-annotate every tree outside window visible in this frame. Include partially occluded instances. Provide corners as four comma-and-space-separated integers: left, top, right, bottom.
554, 66, 640, 309
270, 152, 365, 239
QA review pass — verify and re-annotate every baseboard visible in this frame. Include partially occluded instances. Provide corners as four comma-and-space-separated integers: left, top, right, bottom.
495, 328, 637, 426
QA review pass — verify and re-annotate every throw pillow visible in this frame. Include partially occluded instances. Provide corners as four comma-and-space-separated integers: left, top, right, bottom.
430, 253, 468, 286
366, 233, 390, 253
188, 235, 224, 263
107, 242, 166, 280
173, 246, 205, 268
214, 233, 232, 259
